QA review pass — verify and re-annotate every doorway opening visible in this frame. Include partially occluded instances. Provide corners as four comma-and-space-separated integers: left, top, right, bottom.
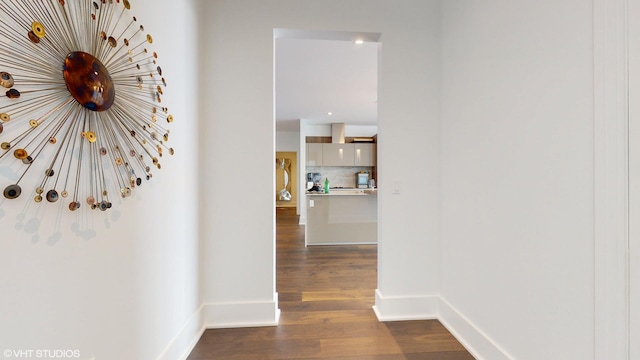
274, 28, 381, 320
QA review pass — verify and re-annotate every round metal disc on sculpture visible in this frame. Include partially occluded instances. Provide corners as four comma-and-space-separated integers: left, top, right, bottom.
6, 89, 20, 99
86, 131, 97, 143
0, 72, 14, 88
69, 202, 79, 211
28, 31, 40, 44
13, 148, 27, 159
46, 190, 59, 203
63, 52, 115, 112
3, 184, 21, 199
31, 22, 45, 38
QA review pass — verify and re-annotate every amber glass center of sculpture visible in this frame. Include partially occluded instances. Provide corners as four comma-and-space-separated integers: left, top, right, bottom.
63, 52, 115, 112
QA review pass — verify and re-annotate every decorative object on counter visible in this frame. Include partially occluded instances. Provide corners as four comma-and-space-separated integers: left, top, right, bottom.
0, 0, 174, 211
324, 177, 329, 194
307, 183, 322, 192
356, 171, 370, 189
306, 172, 321, 190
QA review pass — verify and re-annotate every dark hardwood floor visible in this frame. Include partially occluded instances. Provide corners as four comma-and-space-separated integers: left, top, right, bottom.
187, 207, 474, 359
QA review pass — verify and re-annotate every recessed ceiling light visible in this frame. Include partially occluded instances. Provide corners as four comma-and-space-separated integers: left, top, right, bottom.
328, 112, 333, 116
354, 40, 364, 45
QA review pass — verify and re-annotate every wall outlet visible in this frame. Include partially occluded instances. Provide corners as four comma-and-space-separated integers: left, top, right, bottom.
309, 199, 315, 207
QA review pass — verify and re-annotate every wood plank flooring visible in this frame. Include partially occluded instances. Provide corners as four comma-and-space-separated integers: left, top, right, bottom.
187, 207, 474, 359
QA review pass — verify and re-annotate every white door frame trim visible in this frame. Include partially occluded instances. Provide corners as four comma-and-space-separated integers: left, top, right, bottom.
593, 0, 630, 358
627, 0, 640, 357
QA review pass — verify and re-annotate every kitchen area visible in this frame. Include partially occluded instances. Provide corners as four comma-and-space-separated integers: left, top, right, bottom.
275, 35, 380, 247
304, 123, 377, 246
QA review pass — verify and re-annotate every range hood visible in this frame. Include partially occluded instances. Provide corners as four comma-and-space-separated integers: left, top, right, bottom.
331, 123, 345, 143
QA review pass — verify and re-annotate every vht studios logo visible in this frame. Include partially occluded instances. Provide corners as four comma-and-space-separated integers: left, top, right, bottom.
3, 349, 81, 359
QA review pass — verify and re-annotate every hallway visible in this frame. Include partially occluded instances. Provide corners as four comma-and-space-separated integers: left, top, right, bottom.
187, 208, 474, 359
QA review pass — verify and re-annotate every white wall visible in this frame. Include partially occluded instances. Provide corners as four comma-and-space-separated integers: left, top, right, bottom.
276, 130, 300, 152
201, 0, 441, 326
0, 1, 202, 359
440, 1, 595, 359
301, 124, 378, 138
373, 2, 442, 320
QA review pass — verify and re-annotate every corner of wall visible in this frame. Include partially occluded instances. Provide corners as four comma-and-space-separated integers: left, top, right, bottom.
371, 290, 515, 360
155, 305, 206, 360
203, 295, 281, 329
438, 297, 511, 360
372, 289, 438, 321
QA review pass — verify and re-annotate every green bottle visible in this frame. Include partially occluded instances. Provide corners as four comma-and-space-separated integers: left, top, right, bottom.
324, 177, 329, 193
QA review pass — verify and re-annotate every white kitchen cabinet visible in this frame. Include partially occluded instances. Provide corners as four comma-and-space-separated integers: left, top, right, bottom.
322, 143, 355, 166
306, 143, 323, 166
354, 143, 376, 166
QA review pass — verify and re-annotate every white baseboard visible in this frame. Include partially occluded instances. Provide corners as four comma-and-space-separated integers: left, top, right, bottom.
203, 295, 281, 328
299, 216, 306, 225
160, 295, 509, 360
372, 289, 438, 321
438, 297, 512, 360
373, 292, 511, 359
156, 305, 206, 360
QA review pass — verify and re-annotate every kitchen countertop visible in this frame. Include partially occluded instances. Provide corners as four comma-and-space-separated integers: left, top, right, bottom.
306, 188, 377, 196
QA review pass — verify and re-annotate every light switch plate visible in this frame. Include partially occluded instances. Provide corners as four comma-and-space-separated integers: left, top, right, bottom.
392, 179, 401, 194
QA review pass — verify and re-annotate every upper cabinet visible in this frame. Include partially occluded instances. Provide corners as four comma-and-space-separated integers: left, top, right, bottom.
306, 143, 323, 166
354, 143, 376, 166
306, 142, 377, 167
322, 143, 355, 166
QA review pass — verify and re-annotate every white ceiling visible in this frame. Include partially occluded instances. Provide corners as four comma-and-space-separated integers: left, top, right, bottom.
275, 38, 379, 132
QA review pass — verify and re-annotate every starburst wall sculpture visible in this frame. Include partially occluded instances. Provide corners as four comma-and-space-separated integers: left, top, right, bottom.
0, 0, 174, 211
